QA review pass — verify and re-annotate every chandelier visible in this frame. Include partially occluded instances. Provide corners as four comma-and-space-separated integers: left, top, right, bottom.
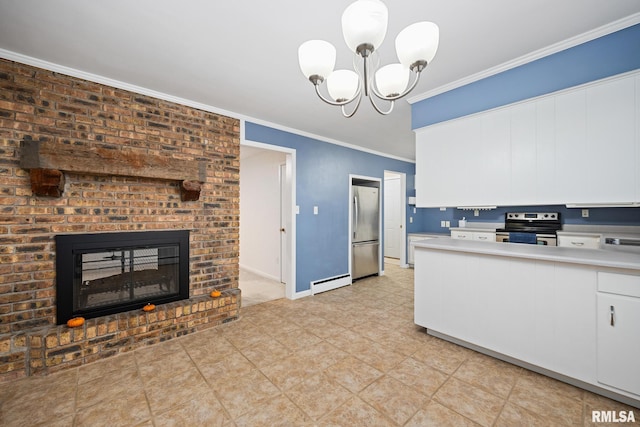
298, 0, 439, 117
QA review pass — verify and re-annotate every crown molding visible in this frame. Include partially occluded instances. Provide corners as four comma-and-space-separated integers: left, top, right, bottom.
408, 13, 640, 104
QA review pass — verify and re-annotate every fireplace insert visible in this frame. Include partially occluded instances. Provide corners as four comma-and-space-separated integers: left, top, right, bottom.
55, 230, 190, 324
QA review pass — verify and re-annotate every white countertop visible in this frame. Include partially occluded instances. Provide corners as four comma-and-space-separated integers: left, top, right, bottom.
449, 227, 496, 233
413, 237, 640, 271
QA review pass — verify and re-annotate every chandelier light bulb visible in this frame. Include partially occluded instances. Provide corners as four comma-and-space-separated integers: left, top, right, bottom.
375, 64, 410, 97
395, 21, 440, 69
327, 70, 360, 102
298, 40, 336, 82
342, 0, 388, 53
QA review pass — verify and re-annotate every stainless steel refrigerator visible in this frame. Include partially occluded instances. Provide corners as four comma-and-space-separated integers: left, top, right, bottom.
352, 185, 380, 280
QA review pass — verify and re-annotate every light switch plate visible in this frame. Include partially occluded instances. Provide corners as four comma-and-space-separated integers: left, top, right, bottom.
313, 206, 318, 215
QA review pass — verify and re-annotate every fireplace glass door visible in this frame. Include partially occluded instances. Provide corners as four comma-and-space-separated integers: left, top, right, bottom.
76, 246, 179, 312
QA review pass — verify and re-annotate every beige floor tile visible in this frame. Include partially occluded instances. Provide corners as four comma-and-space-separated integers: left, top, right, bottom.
406, 400, 482, 427
433, 377, 505, 427
237, 336, 293, 368
495, 402, 560, 427
271, 328, 323, 352
77, 351, 137, 385
259, 352, 324, 391
143, 366, 211, 414
74, 390, 151, 427
350, 341, 407, 372
453, 355, 520, 398
233, 394, 311, 427
320, 395, 396, 427
286, 372, 353, 421
214, 369, 280, 418
508, 374, 584, 426
323, 354, 383, 393
295, 341, 349, 370
76, 366, 144, 410
388, 356, 449, 397
412, 340, 469, 375
359, 375, 429, 425
196, 351, 255, 385
153, 392, 229, 427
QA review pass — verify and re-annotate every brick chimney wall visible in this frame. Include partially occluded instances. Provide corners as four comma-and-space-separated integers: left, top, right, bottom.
0, 59, 241, 382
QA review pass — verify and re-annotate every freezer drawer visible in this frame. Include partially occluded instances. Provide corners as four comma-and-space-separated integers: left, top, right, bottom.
352, 242, 379, 280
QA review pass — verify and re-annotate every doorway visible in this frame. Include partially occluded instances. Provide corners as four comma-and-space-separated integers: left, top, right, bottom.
239, 140, 296, 304
383, 171, 407, 267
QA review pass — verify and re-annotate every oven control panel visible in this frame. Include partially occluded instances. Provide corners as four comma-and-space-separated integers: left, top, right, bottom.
506, 212, 559, 221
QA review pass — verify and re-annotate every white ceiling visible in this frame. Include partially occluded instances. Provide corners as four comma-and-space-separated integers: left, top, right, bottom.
1, 1, 639, 161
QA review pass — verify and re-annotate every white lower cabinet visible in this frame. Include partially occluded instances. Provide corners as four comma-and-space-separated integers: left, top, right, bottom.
450, 230, 496, 242
414, 248, 597, 384
596, 272, 640, 396
557, 232, 601, 249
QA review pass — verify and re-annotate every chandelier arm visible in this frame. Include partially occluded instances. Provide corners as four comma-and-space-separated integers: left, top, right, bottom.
341, 92, 362, 118
370, 69, 424, 102
368, 94, 394, 115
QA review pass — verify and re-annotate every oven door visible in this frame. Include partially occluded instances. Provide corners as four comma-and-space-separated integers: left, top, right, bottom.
496, 232, 557, 246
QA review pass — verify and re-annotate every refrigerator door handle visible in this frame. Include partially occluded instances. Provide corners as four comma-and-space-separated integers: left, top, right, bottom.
353, 196, 358, 239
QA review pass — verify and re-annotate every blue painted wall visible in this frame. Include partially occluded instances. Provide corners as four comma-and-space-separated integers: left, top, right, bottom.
245, 122, 424, 292
411, 23, 640, 231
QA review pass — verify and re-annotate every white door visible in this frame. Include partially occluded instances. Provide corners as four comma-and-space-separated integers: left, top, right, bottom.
383, 176, 401, 259
279, 163, 288, 285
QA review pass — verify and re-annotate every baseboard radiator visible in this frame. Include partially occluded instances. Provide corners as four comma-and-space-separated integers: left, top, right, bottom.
310, 273, 352, 295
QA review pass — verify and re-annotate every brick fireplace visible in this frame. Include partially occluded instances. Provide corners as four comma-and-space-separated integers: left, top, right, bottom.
0, 59, 241, 382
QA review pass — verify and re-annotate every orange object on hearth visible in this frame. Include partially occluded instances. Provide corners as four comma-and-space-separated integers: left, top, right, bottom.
66, 317, 85, 328
210, 290, 222, 298
142, 303, 156, 312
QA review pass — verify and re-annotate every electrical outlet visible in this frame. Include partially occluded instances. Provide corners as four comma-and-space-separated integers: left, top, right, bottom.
445, 221, 450, 227
582, 209, 589, 218
440, 220, 446, 227
474, 209, 480, 217
409, 217, 413, 223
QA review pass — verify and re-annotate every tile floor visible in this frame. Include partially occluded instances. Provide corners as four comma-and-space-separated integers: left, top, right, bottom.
1, 264, 638, 426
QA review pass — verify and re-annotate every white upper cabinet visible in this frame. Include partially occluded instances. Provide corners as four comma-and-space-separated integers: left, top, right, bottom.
510, 102, 537, 204
584, 77, 636, 204
535, 97, 558, 204
555, 89, 588, 203
415, 71, 639, 208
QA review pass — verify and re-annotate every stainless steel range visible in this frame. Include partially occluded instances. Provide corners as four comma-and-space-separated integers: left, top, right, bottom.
495, 212, 562, 246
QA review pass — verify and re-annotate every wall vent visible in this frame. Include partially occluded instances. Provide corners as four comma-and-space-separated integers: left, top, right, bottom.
310, 273, 351, 295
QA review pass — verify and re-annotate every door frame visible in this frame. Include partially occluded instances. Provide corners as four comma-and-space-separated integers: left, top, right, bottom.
241, 139, 297, 300
349, 174, 382, 277
384, 170, 407, 267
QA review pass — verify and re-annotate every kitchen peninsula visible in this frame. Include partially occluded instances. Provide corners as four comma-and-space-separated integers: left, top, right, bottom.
413, 237, 640, 408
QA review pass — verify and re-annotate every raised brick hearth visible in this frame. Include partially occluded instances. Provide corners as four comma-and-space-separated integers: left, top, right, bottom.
0, 59, 241, 382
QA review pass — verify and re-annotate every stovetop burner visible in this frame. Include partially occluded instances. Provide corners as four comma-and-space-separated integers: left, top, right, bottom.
498, 212, 562, 235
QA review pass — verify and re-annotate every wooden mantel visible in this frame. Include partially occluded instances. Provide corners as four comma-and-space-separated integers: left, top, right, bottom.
20, 140, 206, 200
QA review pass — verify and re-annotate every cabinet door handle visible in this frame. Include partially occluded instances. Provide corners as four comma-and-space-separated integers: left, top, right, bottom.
610, 305, 615, 327
478, 236, 487, 240
571, 241, 584, 246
